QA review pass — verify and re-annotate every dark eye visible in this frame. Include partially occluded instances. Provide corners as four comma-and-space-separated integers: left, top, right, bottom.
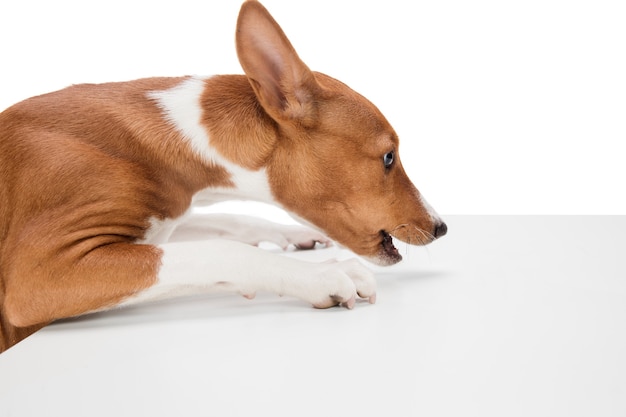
383, 151, 395, 168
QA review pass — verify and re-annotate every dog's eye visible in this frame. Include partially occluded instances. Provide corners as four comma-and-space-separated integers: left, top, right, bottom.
383, 151, 394, 168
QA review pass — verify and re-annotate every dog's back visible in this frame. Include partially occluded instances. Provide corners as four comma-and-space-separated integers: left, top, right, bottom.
0, 78, 205, 349
0, 1, 445, 352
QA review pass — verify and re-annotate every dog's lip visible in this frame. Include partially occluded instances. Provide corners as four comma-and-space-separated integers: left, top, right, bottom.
378, 230, 402, 265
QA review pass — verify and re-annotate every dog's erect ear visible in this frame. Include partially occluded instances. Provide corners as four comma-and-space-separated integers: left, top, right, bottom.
236, 1, 320, 124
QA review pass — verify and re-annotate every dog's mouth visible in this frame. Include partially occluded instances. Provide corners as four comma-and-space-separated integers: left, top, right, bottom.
378, 230, 402, 266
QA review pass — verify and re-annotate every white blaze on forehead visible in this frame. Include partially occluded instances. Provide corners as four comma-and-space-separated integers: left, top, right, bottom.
148, 76, 275, 204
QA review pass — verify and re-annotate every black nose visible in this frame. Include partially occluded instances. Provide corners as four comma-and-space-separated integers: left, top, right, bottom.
434, 222, 448, 239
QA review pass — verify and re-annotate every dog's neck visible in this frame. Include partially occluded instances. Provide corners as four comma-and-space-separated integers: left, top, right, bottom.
200, 75, 279, 171
148, 75, 280, 208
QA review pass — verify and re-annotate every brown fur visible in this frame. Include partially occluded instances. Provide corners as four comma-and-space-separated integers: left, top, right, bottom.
0, 77, 233, 349
0, 1, 441, 352
232, 2, 438, 258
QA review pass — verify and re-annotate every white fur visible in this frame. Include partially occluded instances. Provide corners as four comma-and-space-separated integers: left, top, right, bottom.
142, 77, 279, 245
118, 239, 375, 309
148, 76, 275, 204
419, 192, 442, 224
168, 213, 331, 248
120, 78, 378, 308
148, 77, 215, 164
140, 216, 186, 245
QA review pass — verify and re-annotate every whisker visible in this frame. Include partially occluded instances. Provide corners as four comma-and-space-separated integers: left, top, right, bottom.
390, 224, 409, 234
413, 226, 432, 260
387, 223, 436, 261
416, 225, 436, 241
388, 224, 412, 258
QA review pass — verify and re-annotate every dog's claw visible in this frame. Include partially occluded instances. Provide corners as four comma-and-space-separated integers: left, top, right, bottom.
302, 258, 376, 311
294, 238, 332, 251
342, 295, 356, 310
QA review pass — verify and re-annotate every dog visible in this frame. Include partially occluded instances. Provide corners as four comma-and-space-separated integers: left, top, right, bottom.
0, 0, 446, 352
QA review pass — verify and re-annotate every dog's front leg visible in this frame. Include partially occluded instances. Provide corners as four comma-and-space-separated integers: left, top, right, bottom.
169, 213, 332, 250
119, 240, 376, 309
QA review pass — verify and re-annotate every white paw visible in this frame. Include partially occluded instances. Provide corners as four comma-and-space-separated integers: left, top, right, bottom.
298, 259, 377, 309
263, 225, 332, 251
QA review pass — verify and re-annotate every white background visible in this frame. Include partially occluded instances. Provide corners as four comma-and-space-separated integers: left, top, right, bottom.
1, 0, 624, 214
2, 216, 625, 416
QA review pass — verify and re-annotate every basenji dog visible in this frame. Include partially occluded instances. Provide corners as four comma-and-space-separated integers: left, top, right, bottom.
0, 0, 447, 352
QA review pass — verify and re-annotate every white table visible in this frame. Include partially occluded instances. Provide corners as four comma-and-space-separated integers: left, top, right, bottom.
1, 216, 624, 416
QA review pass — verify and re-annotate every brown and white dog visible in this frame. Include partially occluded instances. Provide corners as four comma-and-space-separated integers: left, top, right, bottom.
0, 1, 446, 352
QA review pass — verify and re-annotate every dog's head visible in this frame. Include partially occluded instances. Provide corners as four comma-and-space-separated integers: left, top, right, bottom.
236, 1, 446, 265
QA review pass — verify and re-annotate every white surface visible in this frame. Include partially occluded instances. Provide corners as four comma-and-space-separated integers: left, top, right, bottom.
1, 216, 624, 416
1, 1, 625, 214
